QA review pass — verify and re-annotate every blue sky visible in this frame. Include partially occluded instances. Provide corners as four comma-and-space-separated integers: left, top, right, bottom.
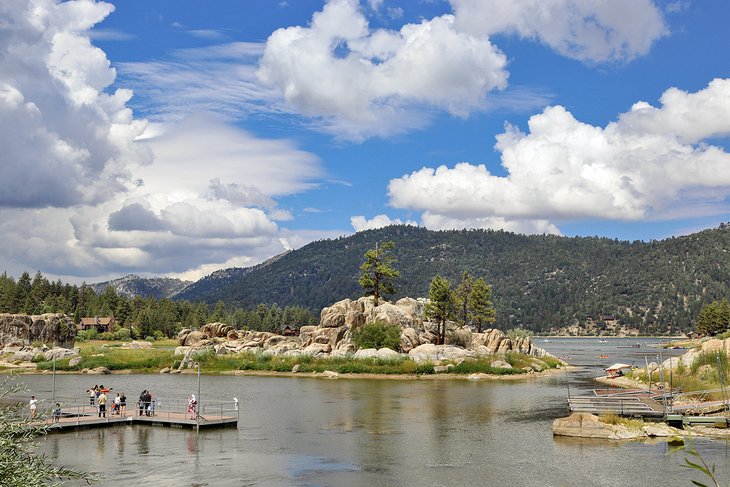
1, 0, 729, 283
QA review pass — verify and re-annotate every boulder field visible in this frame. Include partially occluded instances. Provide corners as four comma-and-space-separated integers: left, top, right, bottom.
175, 296, 551, 366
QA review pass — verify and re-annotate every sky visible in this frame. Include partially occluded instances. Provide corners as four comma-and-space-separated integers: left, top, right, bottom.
1, 0, 729, 284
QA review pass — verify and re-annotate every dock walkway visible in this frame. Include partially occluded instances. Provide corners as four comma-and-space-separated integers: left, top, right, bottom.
33, 398, 238, 432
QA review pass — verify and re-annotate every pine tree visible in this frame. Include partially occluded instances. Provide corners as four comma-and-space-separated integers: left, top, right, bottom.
358, 241, 399, 306
468, 278, 496, 333
426, 275, 453, 345
454, 271, 474, 327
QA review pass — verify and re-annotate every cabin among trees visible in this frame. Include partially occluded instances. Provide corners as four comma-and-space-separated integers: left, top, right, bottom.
78, 316, 116, 333
281, 325, 298, 336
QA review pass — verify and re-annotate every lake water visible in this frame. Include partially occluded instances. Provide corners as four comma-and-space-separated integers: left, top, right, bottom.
20, 338, 730, 486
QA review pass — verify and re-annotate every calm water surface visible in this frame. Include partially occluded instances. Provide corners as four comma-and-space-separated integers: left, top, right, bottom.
22, 338, 730, 486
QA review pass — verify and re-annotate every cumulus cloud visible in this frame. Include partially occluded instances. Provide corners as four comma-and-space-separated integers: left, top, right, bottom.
257, 0, 508, 139
421, 212, 561, 235
389, 79, 730, 232
450, 0, 667, 63
0, 0, 150, 208
351, 214, 417, 232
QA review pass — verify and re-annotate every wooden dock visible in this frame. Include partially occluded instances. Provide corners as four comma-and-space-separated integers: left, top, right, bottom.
568, 395, 666, 417
36, 400, 238, 432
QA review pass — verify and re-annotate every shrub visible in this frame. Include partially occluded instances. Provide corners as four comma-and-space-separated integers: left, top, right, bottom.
98, 332, 114, 341
113, 327, 132, 341
144, 335, 156, 342
351, 321, 401, 351
507, 327, 534, 339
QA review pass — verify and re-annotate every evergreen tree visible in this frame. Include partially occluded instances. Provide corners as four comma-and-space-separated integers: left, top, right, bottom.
454, 271, 474, 327
467, 278, 496, 333
426, 275, 453, 345
358, 241, 399, 306
14, 272, 32, 314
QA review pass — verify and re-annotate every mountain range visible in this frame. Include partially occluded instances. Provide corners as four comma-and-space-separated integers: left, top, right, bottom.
91, 224, 730, 333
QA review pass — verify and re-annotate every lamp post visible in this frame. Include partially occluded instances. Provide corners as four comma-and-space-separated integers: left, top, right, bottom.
52, 358, 56, 404
196, 362, 201, 431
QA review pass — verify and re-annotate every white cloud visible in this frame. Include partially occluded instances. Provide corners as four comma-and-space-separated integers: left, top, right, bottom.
351, 214, 417, 232
119, 42, 279, 123
450, 0, 667, 63
421, 212, 561, 235
389, 79, 730, 232
0, 0, 150, 208
257, 0, 508, 139
0, 115, 326, 280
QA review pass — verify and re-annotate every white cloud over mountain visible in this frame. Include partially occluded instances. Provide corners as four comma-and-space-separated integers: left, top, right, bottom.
351, 214, 417, 232
450, 0, 666, 62
389, 79, 730, 232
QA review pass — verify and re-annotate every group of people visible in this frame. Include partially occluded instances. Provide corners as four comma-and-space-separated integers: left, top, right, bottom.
86, 385, 128, 417
28, 396, 62, 423
138, 390, 156, 416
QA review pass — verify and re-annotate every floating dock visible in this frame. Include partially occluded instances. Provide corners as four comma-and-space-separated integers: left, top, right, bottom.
35, 399, 238, 432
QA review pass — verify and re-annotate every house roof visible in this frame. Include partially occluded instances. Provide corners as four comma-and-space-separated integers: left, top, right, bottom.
80, 317, 114, 325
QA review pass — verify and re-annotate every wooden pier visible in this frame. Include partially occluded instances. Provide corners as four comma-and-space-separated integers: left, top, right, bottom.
568, 394, 666, 417
35, 399, 238, 432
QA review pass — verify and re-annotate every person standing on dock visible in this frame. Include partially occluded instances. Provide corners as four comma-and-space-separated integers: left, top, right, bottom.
52, 403, 61, 423
144, 391, 153, 416
98, 391, 107, 418
29, 396, 37, 418
188, 394, 196, 420
88, 387, 96, 406
138, 390, 146, 416
120, 392, 127, 417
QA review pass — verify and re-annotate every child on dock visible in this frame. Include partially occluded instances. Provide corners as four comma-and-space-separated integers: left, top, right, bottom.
52, 403, 61, 423
188, 394, 197, 420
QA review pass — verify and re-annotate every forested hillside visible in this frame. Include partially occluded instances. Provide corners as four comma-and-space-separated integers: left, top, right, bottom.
184, 224, 730, 334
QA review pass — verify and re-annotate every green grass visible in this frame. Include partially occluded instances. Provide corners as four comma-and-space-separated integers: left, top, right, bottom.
32, 340, 560, 376
36, 344, 175, 372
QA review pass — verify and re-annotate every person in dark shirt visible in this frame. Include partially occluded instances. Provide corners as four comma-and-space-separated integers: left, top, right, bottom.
138, 390, 146, 416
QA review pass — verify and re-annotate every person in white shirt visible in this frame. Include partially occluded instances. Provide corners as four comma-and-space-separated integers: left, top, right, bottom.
29, 395, 37, 418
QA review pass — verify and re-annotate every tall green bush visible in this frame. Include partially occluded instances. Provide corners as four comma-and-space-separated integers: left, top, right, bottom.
351, 321, 402, 351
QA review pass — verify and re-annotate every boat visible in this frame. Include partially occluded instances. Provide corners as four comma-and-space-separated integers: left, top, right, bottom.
599, 354, 609, 359
598, 339, 607, 343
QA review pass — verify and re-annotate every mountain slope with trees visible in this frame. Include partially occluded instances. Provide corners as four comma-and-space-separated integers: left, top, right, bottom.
180, 224, 730, 334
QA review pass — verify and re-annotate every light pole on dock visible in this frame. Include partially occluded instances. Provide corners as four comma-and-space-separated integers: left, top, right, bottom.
52, 358, 56, 404
196, 362, 201, 431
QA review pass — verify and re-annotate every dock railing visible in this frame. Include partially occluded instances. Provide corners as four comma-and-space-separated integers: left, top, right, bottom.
15, 394, 240, 428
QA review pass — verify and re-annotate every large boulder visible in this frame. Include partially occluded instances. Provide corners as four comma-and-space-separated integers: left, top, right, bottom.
552, 413, 642, 440
201, 322, 234, 338
400, 327, 420, 352
181, 330, 208, 347
0, 313, 76, 348
43, 347, 78, 361
408, 344, 476, 363
368, 303, 414, 328
320, 299, 352, 328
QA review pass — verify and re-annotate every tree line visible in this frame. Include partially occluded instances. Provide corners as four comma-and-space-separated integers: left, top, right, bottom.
0, 271, 316, 339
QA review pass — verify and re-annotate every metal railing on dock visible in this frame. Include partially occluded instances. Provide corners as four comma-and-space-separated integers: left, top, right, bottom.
568, 395, 665, 417
15, 394, 239, 431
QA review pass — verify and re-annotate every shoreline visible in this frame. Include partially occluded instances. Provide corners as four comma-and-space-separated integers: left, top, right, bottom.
1, 363, 570, 381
